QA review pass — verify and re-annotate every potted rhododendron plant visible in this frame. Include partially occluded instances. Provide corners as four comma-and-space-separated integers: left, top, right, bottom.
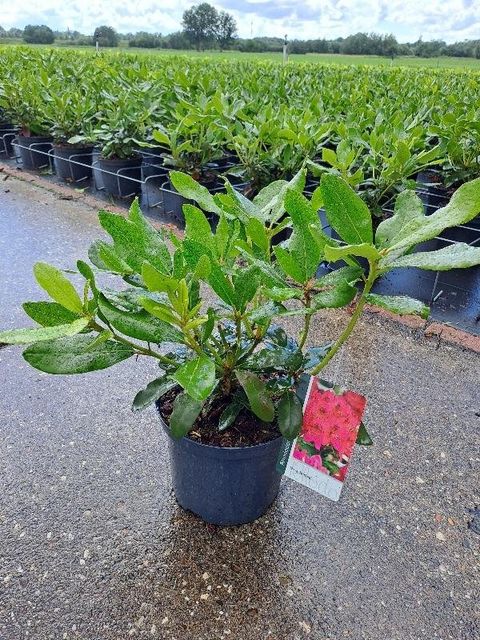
1, 168, 480, 525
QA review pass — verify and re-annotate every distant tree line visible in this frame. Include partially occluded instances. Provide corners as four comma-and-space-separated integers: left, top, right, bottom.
1, 6, 480, 60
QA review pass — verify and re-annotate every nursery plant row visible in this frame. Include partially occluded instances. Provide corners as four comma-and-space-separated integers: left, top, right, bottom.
1, 46, 479, 212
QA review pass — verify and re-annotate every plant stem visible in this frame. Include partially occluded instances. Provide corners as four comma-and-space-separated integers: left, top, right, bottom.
298, 290, 312, 349
309, 266, 377, 377
91, 320, 177, 367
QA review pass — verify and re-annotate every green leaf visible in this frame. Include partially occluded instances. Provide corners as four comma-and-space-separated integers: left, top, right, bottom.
238, 250, 288, 288
235, 370, 274, 422
33, 262, 83, 314
233, 266, 260, 311
324, 243, 381, 263
152, 129, 170, 146
88, 240, 133, 274
278, 391, 303, 440
142, 262, 178, 293
98, 295, 184, 343
384, 243, 480, 271
386, 177, 480, 256
208, 264, 238, 308
255, 168, 306, 224
303, 344, 333, 369
83, 329, 113, 351
172, 354, 216, 402
0, 317, 89, 345
218, 399, 243, 432
246, 346, 303, 372
274, 245, 305, 283
246, 217, 269, 255
315, 265, 363, 288
248, 301, 286, 325
312, 281, 357, 309
22, 334, 134, 374
139, 297, 179, 326
284, 188, 319, 228
365, 294, 430, 319
98, 210, 171, 275
321, 174, 373, 244
77, 259, 98, 297
356, 422, 373, 446
169, 392, 203, 439
169, 171, 221, 214
132, 377, 177, 412
22, 301, 82, 327
310, 186, 324, 212
183, 204, 214, 250
375, 190, 425, 249
263, 287, 300, 302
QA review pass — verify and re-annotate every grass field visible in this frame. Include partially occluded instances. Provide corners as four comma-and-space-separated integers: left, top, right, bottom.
1, 39, 480, 70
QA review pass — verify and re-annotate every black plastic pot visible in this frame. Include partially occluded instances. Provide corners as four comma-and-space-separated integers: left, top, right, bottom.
0, 122, 17, 156
53, 144, 94, 182
160, 180, 192, 224
160, 417, 283, 526
15, 135, 53, 170
97, 155, 142, 197
140, 149, 168, 183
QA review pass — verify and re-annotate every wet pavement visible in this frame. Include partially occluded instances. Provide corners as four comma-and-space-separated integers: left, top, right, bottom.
0, 177, 479, 640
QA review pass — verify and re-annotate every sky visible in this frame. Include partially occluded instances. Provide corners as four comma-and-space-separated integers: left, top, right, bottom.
0, 0, 478, 43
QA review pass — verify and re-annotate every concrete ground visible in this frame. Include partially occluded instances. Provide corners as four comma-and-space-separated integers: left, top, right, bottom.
0, 176, 478, 640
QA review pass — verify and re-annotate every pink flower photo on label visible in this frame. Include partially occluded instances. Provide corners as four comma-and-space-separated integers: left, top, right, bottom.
293, 381, 366, 482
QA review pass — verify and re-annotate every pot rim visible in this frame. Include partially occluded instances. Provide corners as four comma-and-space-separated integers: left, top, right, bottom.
98, 154, 141, 164
159, 414, 283, 459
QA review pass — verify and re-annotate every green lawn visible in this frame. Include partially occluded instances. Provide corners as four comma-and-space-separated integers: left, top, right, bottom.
124, 49, 480, 69
1, 39, 479, 69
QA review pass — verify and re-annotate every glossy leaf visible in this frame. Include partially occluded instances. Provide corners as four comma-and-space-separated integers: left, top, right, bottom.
375, 190, 425, 249
172, 354, 216, 401
321, 174, 373, 244
278, 391, 303, 440
324, 243, 381, 263
235, 370, 274, 422
23, 334, 134, 374
169, 170, 221, 214
386, 177, 480, 256
365, 293, 430, 319
22, 301, 82, 327
33, 262, 83, 314
98, 295, 184, 343
0, 317, 88, 345
132, 377, 177, 412
218, 399, 243, 432
384, 243, 480, 271
169, 392, 203, 439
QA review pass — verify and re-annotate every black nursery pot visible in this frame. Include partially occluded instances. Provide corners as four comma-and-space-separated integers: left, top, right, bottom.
97, 155, 142, 197
159, 417, 283, 526
0, 122, 17, 156
53, 144, 94, 182
15, 134, 53, 170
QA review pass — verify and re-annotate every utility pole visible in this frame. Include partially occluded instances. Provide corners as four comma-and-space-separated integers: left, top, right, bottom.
283, 34, 288, 64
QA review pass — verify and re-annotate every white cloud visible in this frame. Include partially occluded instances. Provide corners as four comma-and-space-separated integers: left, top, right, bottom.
1, 0, 478, 42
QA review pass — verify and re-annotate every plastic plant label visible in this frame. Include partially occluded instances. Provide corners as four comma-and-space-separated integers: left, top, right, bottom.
277, 377, 367, 501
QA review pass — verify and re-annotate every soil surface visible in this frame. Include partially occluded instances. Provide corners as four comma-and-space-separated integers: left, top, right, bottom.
158, 387, 281, 447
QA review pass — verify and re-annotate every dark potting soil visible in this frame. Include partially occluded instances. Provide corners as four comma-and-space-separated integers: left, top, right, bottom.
157, 387, 281, 448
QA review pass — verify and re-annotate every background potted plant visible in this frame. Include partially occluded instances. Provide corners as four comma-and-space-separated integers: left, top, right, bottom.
90, 94, 147, 198
1, 74, 53, 170
1, 169, 480, 526
45, 88, 98, 182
